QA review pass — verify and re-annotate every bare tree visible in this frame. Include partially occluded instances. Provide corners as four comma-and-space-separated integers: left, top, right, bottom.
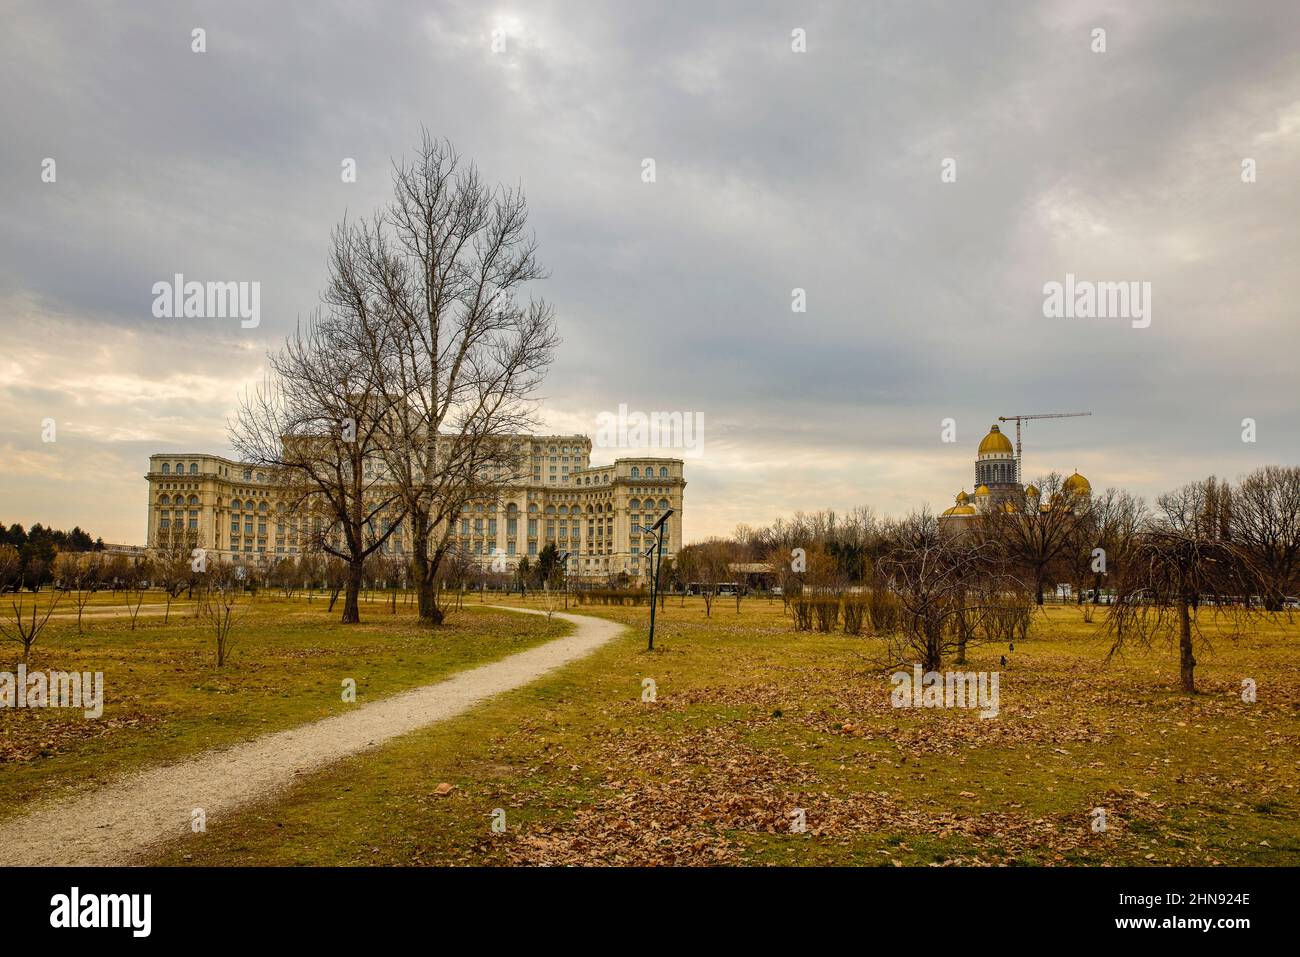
326, 133, 559, 626
54, 551, 100, 633
1064, 487, 1146, 619
692, 540, 731, 617
983, 473, 1095, 605
201, 562, 249, 667
1231, 465, 1300, 612
1107, 477, 1252, 694
231, 308, 406, 624
0, 590, 62, 662
0, 544, 20, 593
152, 541, 195, 624
877, 511, 1024, 672
123, 559, 151, 630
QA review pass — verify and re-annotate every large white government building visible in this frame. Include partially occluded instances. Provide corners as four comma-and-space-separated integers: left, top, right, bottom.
145, 435, 685, 583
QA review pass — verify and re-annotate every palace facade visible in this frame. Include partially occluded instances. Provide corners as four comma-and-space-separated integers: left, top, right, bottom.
145, 435, 685, 583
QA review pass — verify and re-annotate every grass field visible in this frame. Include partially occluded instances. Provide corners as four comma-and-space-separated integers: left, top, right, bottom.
0, 592, 569, 821
51, 592, 1289, 868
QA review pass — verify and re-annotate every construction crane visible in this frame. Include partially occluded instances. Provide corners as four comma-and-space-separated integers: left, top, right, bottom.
998, 412, 1092, 484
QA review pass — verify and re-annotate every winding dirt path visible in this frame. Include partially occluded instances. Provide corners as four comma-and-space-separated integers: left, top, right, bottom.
0, 607, 623, 866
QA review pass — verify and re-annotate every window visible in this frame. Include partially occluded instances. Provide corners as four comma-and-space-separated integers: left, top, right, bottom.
189, 463, 198, 474
188, 495, 199, 506
631, 467, 640, 478
231, 498, 242, 510
161, 463, 170, 475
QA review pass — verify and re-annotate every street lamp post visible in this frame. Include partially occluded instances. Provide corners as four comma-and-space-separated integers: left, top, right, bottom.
558, 551, 570, 609
643, 509, 674, 651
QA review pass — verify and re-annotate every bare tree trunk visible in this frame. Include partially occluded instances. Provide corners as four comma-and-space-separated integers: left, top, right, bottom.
342, 562, 363, 623
1178, 596, 1196, 693
954, 587, 968, 665
923, 624, 943, 673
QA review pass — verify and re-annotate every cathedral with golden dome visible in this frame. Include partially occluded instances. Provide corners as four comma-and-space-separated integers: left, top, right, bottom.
941, 424, 1091, 521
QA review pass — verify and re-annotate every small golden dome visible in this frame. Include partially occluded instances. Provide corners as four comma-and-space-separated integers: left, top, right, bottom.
975, 484, 990, 497
955, 490, 970, 504
1025, 484, 1040, 498
977, 425, 1014, 455
1064, 471, 1092, 495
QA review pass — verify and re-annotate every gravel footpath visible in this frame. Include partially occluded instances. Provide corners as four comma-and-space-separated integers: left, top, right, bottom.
0, 607, 623, 866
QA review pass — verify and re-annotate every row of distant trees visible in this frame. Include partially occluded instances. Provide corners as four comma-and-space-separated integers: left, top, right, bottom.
678, 466, 1300, 693
0, 522, 104, 589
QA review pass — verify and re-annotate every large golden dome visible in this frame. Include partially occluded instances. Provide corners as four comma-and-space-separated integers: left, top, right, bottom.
1063, 471, 1092, 495
978, 425, 1014, 455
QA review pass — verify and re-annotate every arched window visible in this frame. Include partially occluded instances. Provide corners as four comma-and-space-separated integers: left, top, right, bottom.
231, 498, 242, 511
188, 495, 199, 506
159, 495, 170, 506
189, 463, 198, 474
528, 503, 537, 513
658, 499, 670, 510
506, 503, 518, 514
259, 501, 268, 513
175, 462, 185, 474
161, 463, 170, 475
629, 498, 641, 510
558, 505, 568, 516
631, 467, 640, 478
660, 467, 668, 478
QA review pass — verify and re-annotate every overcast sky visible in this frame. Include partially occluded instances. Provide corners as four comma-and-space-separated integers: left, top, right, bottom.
2, 0, 1298, 545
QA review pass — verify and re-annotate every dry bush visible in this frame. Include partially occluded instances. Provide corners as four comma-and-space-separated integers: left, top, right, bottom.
791, 597, 814, 631
866, 588, 902, 635
812, 598, 839, 633
842, 597, 867, 635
